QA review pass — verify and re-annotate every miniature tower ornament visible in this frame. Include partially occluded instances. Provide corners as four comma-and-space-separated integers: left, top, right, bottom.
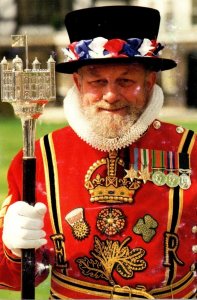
1, 34, 56, 121
0, 34, 56, 300
1, 35, 56, 157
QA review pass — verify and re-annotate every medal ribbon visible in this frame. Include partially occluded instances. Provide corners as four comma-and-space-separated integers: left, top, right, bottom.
140, 148, 150, 172
179, 152, 190, 170
133, 148, 189, 176
167, 151, 174, 171
167, 151, 178, 172
134, 148, 138, 171
152, 149, 165, 172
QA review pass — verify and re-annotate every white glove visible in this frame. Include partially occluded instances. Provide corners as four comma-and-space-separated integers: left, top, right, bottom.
2, 201, 47, 257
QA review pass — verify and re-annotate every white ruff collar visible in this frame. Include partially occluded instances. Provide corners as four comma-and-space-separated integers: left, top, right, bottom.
64, 84, 164, 152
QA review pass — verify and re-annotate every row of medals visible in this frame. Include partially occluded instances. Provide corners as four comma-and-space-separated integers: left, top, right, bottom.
127, 167, 191, 190
151, 169, 191, 190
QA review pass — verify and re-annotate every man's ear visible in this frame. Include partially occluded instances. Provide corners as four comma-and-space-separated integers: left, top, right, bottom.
146, 71, 157, 92
73, 72, 81, 91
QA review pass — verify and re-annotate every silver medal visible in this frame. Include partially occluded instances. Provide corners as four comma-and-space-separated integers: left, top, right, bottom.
152, 170, 166, 186
179, 173, 191, 190
166, 172, 180, 188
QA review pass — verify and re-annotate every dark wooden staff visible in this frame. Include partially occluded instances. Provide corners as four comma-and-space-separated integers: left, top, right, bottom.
21, 118, 37, 299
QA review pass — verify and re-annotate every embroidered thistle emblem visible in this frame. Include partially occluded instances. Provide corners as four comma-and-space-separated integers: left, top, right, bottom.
65, 208, 90, 240
133, 215, 158, 242
76, 236, 146, 285
96, 207, 126, 236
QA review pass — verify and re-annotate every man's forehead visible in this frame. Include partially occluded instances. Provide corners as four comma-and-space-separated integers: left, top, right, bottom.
79, 63, 145, 74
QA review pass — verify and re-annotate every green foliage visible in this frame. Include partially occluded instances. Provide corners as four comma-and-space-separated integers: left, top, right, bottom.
0, 117, 66, 200
0, 278, 50, 299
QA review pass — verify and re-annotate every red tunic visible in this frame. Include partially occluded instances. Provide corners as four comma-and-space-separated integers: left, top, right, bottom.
0, 120, 196, 299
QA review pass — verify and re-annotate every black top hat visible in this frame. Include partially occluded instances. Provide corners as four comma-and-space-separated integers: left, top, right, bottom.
56, 6, 177, 74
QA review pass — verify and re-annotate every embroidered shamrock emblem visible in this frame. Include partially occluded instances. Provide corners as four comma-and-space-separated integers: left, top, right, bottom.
133, 214, 158, 242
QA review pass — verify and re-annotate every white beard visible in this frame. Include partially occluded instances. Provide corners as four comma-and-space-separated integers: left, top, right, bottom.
64, 84, 164, 152
81, 101, 143, 139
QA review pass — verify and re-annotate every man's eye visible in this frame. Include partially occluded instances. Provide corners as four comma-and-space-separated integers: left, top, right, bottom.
118, 79, 134, 86
90, 80, 107, 87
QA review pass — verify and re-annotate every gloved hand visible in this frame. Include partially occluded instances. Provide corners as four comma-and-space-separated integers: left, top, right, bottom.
2, 201, 47, 257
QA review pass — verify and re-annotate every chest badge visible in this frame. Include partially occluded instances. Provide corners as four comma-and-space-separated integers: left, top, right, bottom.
76, 236, 147, 285
84, 150, 142, 204
65, 208, 90, 240
133, 214, 158, 242
96, 207, 126, 236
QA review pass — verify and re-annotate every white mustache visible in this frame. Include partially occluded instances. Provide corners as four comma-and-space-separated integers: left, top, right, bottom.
95, 101, 128, 110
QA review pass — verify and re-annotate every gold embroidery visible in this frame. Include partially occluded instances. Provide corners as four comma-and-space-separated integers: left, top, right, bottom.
164, 232, 184, 267
133, 215, 158, 242
96, 208, 126, 236
76, 236, 146, 285
84, 150, 142, 204
72, 221, 90, 240
50, 233, 67, 268
65, 208, 90, 240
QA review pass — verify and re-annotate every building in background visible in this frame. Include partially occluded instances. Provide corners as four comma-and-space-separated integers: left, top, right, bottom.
1, 0, 197, 108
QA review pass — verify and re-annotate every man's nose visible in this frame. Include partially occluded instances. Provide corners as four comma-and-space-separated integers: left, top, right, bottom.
103, 84, 119, 103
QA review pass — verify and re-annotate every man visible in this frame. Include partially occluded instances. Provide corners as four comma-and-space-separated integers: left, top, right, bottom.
0, 5, 196, 299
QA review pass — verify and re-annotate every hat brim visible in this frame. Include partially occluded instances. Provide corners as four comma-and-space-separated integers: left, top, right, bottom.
56, 56, 177, 74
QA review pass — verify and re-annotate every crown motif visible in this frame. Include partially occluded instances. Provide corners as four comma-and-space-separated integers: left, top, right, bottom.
84, 150, 142, 204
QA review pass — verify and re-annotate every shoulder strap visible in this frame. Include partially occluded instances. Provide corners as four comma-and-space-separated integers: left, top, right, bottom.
40, 133, 67, 271
164, 129, 195, 285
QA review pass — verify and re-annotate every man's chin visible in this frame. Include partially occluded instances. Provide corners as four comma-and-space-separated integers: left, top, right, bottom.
82, 107, 140, 138
90, 119, 133, 139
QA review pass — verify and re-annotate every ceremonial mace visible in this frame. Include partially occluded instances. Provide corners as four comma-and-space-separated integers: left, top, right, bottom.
0, 35, 56, 299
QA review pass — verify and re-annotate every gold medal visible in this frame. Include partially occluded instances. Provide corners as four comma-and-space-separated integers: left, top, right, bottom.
139, 167, 151, 183
124, 165, 138, 182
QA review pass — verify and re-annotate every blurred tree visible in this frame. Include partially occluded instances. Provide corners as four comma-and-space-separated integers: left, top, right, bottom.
17, 0, 72, 29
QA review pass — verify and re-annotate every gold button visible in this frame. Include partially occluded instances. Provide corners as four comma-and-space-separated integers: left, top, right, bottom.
191, 263, 196, 271
153, 120, 161, 129
192, 245, 197, 253
176, 126, 184, 134
192, 225, 197, 234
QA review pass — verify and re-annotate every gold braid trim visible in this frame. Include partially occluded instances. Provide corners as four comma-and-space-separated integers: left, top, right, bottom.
51, 269, 154, 299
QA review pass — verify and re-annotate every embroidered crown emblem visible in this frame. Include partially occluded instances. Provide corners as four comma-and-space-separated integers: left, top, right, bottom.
84, 150, 142, 204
